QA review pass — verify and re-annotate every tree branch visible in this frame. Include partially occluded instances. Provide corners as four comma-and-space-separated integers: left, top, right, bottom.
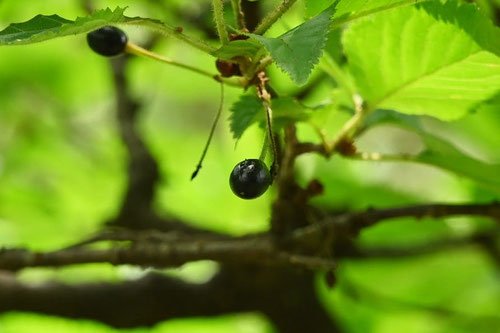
0, 265, 343, 331
0, 271, 254, 328
291, 202, 500, 245
0, 234, 336, 272
340, 230, 499, 260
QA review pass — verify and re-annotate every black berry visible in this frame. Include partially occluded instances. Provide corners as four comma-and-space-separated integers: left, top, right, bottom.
87, 26, 128, 57
229, 159, 271, 199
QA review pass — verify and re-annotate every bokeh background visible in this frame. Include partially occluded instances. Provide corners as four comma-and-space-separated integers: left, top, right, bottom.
0, 0, 499, 332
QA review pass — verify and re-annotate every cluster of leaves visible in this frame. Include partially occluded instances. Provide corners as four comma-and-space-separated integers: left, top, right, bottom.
0, 0, 499, 193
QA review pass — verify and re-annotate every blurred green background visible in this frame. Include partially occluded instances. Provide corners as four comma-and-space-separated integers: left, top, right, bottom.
1, 0, 499, 332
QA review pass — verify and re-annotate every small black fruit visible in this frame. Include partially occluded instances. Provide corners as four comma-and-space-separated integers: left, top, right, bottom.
87, 26, 128, 57
230, 159, 271, 199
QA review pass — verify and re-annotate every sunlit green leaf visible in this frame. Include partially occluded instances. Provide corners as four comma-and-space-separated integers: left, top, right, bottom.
213, 40, 261, 60
343, 1, 500, 120
229, 94, 310, 140
306, 0, 427, 22
0, 7, 129, 45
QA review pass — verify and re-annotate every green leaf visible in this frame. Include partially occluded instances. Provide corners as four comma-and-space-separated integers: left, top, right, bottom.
229, 95, 310, 140
229, 95, 263, 140
343, 1, 500, 120
213, 39, 261, 60
0, 7, 128, 45
250, 4, 336, 85
364, 110, 500, 192
0, 7, 217, 54
306, 0, 428, 22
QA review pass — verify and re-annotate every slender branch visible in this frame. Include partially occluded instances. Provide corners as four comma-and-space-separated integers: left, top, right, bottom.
125, 42, 244, 87
326, 94, 366, 153
253, 0, 299, 35
341, 230, 499, 259
125, 19, 217, 55
212, 0, 230, 44
125, 42, 213, 79
349, 151, 417, 162
291, 202, 500, 244
231, 0, 246, 30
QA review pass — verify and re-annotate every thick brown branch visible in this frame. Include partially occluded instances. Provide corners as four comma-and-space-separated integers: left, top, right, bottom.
0, 266, 343, 332
0, 271, 254, 328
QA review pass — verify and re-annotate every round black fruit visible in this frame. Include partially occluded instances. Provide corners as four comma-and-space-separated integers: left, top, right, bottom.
87, 26, 128, 57
230, 159, 271, 199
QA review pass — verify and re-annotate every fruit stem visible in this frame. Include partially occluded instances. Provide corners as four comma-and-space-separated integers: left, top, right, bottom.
259, 131, 269, 161
263, 100, 279, 174
212, 0, 230, 45
326, 95, 367, 153
125, 42, 243, 87
191, 83, 225, 180
126, 19, 217, 55
253, 0, 299, 35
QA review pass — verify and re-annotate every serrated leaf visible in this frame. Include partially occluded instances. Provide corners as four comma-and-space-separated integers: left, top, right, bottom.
250, 4, 336, 85
213, 39, 261, 60
364, 110, 500, 192
229, 95, 263, 140
0, 7, 128, 45
343, 1, 500, 120
306, 0, 427, 20
229, 95, 310, 140
0, 7, 210, 52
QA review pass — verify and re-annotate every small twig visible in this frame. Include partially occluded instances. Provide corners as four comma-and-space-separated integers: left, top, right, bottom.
342, 230, 499, 259
253, 0, 299, 35
125, 42, 244, 87
349, 151, 417, 162
291, 202, 500, 244
326, 94, 366, 153
125, 19, 217, 55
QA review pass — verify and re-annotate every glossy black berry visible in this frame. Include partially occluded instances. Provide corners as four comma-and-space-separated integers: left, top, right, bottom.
87, 26, 128, 57
229, 159, 271, 199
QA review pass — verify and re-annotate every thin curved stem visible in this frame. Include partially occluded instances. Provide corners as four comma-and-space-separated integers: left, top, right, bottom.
259, 130, 269, 161
231, 0, 246, 30
125, 19, 217, 55
264, 100, 279, 172
191, 83, 225, 180
125, 42, 244, 87
326, 95, 367, 153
